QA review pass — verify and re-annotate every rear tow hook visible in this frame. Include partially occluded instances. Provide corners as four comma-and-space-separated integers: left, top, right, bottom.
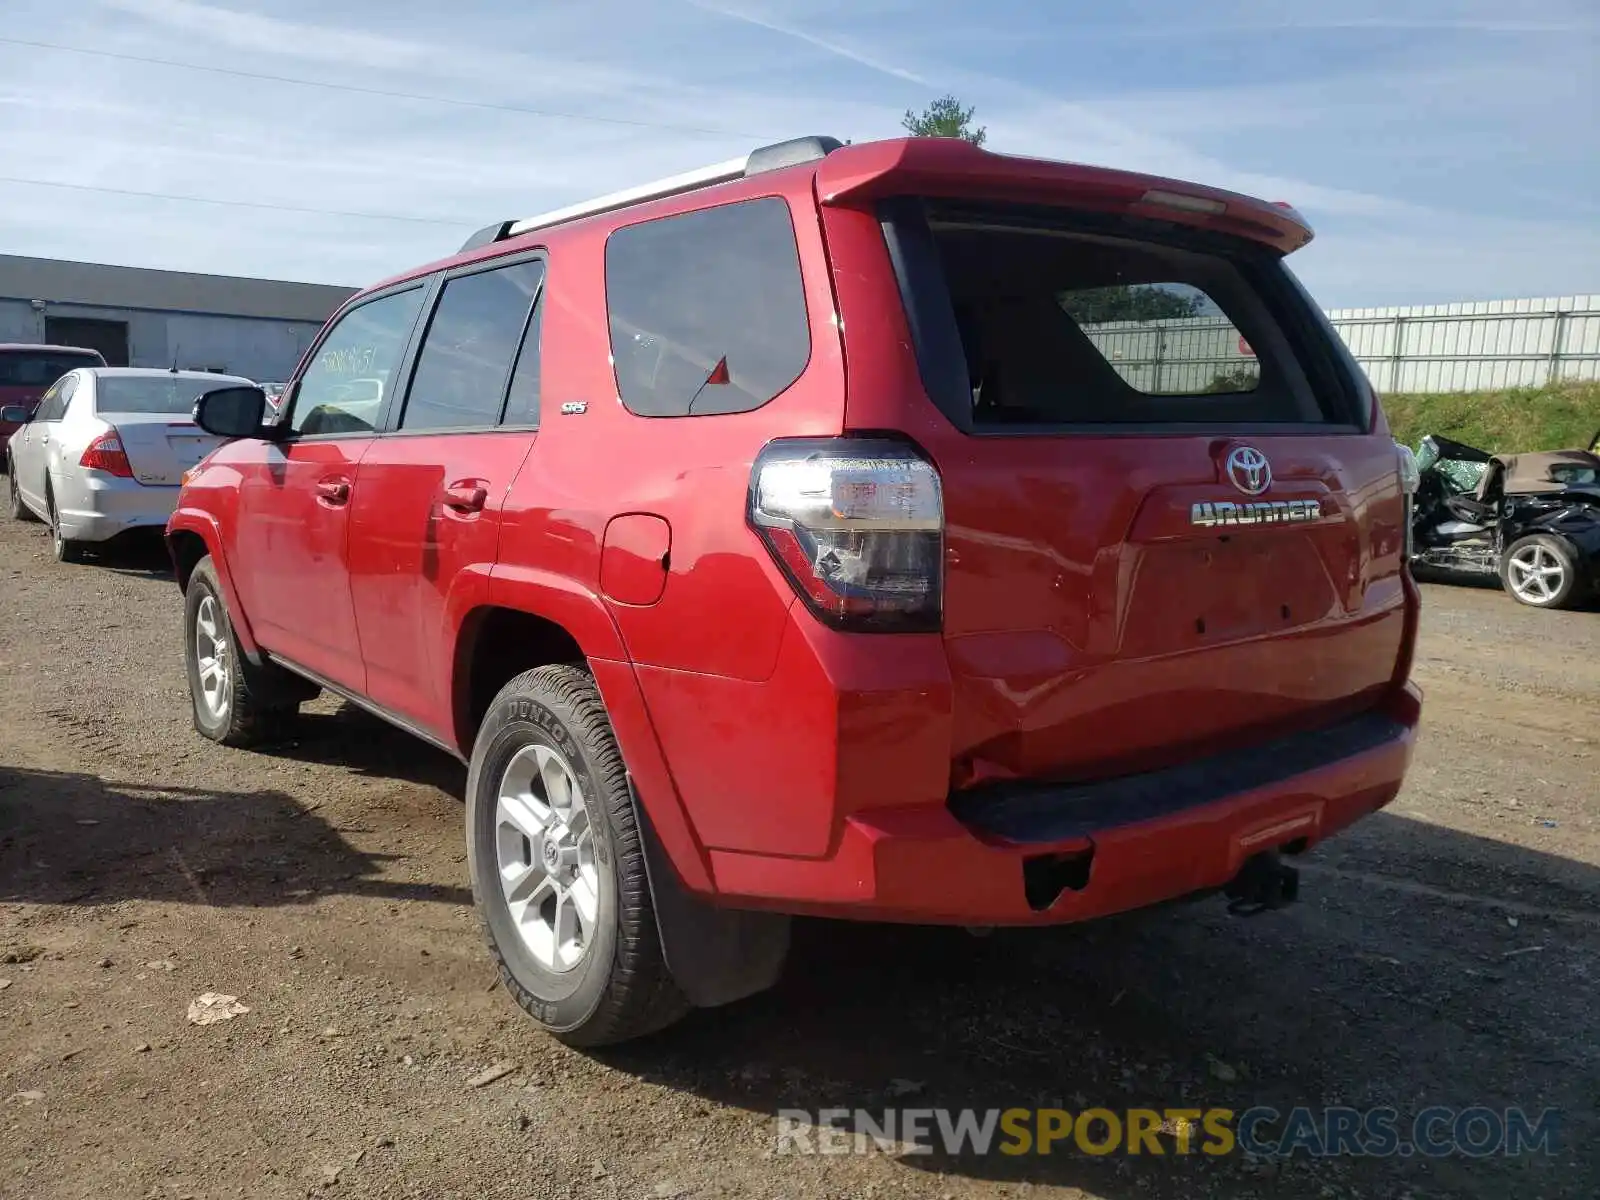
1225, 851, 1300, 917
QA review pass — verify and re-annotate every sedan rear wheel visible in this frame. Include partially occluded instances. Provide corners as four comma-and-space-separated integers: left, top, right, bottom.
46, 490, 83, 563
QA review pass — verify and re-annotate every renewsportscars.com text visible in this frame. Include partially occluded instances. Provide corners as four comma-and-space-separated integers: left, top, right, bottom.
775, 1106, 1560, 1159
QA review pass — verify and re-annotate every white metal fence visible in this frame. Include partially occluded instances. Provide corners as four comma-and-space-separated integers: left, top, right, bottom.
1080, 294, 1600, 395
1326, 295, 1600, 392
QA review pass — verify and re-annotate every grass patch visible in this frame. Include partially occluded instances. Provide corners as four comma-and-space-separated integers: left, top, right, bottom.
1382, 381, 1600, 454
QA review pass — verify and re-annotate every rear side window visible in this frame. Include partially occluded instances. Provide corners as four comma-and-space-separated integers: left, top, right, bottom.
889, 201, 1350, 429
605, 197, 810, 417
402, 259, 545, 431
501, 297, 543, 428
34, 375, 77, 421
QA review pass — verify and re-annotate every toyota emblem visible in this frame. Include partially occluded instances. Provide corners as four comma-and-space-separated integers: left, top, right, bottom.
1225, 446, 1272, 495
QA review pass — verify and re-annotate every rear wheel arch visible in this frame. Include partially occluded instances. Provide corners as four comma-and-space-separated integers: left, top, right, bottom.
452, 605, 588, 755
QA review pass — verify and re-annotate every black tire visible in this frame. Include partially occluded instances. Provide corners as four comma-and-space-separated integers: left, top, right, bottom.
183, 556, 306, 746
466, 665, 688, 1047
1499, 534, 1584, 610
46, 488, 83, 563
7, 460, 36, 522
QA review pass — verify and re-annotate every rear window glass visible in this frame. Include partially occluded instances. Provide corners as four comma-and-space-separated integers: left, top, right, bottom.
605, 197, 810, 417
1057, 283, 1262, 395
96, 376, 229, 415
0, 351, 101, 387
906, 204, 1332, 427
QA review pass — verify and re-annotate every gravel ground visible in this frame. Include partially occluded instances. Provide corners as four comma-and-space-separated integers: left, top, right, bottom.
1, 521, 1596, 1200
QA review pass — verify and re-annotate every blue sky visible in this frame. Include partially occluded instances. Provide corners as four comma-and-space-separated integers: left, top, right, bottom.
0, 0, 1595, 306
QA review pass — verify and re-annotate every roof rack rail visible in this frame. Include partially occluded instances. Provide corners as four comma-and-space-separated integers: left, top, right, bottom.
458, 135, 844, 253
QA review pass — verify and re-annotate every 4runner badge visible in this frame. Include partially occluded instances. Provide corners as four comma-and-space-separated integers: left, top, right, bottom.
1191, 498, 1321, 528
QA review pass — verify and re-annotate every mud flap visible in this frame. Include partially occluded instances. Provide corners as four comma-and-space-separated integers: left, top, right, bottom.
629, 780, 790, 1009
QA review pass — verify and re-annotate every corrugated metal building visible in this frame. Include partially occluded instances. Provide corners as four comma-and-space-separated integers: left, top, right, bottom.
0, 255, 354, 383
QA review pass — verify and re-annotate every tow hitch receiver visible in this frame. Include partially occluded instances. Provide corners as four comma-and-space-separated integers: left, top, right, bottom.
1225, 851, 1300, 916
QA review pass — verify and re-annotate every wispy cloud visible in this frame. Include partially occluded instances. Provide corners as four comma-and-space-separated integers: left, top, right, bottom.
0, 0, 1590, 304
687, 0, 929, 85
101, 0, 440, 71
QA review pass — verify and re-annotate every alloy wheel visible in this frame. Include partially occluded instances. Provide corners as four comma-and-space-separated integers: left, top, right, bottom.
1506, 543, 1565, 605
494, 742, 602, 973
193, 594, 233, 721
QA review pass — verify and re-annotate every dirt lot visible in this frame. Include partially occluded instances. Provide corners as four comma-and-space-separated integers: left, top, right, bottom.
1, 519, 1596, 1200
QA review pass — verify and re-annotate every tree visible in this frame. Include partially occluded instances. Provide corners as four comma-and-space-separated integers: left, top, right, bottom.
1058, 285, 1207, 326
902, 95, 987, 146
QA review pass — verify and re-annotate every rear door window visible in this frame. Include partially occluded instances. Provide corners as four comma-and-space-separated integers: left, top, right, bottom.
500, 292, 544, 428
890, 201, 1352, 430
401, 259, 545, 432
605, 197, 810, 417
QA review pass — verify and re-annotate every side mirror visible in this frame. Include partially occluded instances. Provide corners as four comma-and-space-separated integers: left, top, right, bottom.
194, 386, 268, 439
0, 405, 29, 425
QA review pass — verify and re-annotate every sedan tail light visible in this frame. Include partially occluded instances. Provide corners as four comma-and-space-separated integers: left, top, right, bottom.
749, 437, 942, 632
80, 429, 134, 479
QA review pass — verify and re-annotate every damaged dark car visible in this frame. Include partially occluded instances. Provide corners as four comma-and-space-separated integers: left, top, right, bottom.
1409, 429, 1600, 609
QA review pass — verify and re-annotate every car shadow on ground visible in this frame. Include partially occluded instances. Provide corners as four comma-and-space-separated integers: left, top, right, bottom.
67, 528, 175, 580
0, 764, 471, 910
253, 702, 468, 796
593, 813, 1597, 1200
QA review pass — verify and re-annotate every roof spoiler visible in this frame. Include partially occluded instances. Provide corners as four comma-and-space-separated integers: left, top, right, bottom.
457, 135, 844, 253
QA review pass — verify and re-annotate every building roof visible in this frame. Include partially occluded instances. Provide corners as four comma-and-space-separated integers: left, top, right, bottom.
0, 254, 355, 323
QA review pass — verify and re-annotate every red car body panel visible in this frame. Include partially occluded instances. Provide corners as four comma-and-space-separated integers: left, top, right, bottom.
227, 438, 373, 690
347, 431, 535, 731
171, 138, 1419, 927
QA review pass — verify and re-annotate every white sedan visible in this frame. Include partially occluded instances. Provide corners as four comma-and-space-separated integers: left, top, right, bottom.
3, 368, 253, 562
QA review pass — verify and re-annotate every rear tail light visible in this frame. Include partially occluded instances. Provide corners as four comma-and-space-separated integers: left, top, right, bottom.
749, 437, 943, 632
80, 429, 134, 479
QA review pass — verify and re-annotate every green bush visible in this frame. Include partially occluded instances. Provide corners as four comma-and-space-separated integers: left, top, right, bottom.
1380, 382, 1600, 454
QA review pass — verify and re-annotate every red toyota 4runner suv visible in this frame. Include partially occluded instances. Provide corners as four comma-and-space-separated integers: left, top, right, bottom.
169, 136, 1422, 1046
